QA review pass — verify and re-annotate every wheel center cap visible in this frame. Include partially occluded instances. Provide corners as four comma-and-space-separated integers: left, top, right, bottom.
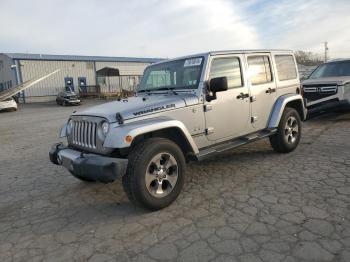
157, 168, 167, 180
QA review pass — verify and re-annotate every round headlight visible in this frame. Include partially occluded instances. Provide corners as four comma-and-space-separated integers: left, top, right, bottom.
67, 119, 73, 135
101, 121, 110, 136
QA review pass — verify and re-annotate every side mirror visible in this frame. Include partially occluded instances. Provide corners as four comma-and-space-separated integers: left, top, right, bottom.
206, 76, 228, 101
209, 76, 228, 93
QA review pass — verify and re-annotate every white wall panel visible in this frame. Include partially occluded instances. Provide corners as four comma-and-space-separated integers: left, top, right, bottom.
95, 61, 150, 75
20, 60, 96, 97
16, 59, 151, 98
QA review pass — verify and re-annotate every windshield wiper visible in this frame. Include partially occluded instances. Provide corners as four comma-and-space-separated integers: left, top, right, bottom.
137, 89, 152, 93
138, 87, 178, 95
152, 87, 178, 95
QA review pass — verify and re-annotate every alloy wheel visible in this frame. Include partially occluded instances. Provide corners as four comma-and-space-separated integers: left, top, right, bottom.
145, 153, 178, 198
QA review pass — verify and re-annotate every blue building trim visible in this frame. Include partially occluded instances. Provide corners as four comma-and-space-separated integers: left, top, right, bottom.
12, 59, 19, 85
14, 59, 25, 103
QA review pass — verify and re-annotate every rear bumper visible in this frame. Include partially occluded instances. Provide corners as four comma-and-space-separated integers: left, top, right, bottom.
49, 143, 128, 183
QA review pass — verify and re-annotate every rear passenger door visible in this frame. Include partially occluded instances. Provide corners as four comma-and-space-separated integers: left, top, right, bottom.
246, 54, 277, 130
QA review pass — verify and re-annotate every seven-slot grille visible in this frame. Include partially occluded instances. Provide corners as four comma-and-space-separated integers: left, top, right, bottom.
303, 84, 338, 102
71, 120, 97, 148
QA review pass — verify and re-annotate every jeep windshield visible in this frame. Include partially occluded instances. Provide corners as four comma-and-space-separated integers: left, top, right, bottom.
309, 60, 350, 79
138, 57, 204, 92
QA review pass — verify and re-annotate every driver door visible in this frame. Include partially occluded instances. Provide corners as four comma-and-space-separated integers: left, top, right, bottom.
204, 54, 250, 141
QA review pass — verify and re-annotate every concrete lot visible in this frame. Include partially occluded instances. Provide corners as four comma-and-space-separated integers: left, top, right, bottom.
0, 100, 349, 262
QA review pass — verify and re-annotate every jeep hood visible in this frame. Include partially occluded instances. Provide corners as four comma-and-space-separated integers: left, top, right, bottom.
302, 76, 350, 86
72, 93, 199, 123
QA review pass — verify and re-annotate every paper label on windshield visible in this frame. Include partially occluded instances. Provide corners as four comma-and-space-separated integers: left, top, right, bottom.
184, 58, 202, 67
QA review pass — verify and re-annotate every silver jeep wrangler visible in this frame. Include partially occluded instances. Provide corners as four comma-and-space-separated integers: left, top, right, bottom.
50, 50, 306, 210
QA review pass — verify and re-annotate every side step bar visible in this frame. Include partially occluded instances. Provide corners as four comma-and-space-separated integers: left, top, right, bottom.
195, 128, 277, 161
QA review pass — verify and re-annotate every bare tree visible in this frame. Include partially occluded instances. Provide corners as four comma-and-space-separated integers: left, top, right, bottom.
295, 51, 323, 66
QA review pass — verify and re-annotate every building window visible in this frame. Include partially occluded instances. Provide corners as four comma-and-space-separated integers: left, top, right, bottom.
275, 55, 297, 81
247, 56, 273, 85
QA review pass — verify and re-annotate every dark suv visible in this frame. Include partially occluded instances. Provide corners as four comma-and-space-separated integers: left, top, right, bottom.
302, 59, 350, 113
56, 91, 81, 106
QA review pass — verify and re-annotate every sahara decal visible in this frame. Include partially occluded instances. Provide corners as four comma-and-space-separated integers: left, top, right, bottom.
133, 104, 176, 116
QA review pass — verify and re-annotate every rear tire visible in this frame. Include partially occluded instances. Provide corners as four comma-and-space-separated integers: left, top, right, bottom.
269, 107, 301, 153
122, 138, 186, 210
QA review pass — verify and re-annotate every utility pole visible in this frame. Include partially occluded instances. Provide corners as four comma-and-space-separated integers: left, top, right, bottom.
324, 42, 329, 62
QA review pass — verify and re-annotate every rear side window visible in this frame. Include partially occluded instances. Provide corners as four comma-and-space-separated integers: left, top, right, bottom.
247, 56, 272, 85
275, 55, 297, 81
209, 57, 243, 88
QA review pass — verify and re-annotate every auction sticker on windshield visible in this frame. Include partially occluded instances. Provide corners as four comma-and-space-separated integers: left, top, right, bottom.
184, 58, 202, 67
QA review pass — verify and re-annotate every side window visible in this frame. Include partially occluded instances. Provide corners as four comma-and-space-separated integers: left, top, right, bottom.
209, 57, 243, 88
247, 56, 272, 85
275, 55, 297, 81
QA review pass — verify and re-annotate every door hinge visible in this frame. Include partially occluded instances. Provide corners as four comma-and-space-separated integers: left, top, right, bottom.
205, 127, 214, 135
250, 96, 256, 102
251, 116, 258, 123
204, 104, 213, 112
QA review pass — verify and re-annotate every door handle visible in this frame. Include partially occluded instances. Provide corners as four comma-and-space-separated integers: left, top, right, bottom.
266, 88, 276, 94
236, 93, 249, 100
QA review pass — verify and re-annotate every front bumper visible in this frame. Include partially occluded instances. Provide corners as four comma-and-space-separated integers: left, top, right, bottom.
306, 99, 350, 114
66, 99, 81, 104
49, 143, 128, 183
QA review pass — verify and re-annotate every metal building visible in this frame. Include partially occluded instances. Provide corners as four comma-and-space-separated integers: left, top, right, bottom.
0, 53, 162, 102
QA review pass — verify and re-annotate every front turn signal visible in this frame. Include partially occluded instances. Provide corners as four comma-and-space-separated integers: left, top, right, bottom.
125, 135, 133, 143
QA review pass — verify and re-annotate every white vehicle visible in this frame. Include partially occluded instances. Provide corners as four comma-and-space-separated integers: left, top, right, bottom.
302, 59, 350, 113
50, 50, 306, 210
0, 97, 17, 112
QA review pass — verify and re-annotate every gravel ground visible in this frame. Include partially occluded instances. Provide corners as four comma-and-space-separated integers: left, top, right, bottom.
0, 100, 349, 262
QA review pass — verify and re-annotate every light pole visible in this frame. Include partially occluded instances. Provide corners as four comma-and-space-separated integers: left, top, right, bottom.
324, 42, 329, 62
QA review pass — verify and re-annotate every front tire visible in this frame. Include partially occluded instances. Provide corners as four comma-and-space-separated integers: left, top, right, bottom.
122, 138, 186, 210
269, 107, 301, 153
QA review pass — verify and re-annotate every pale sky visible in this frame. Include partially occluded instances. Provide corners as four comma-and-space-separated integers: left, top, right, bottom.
1, 0, 350, 59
